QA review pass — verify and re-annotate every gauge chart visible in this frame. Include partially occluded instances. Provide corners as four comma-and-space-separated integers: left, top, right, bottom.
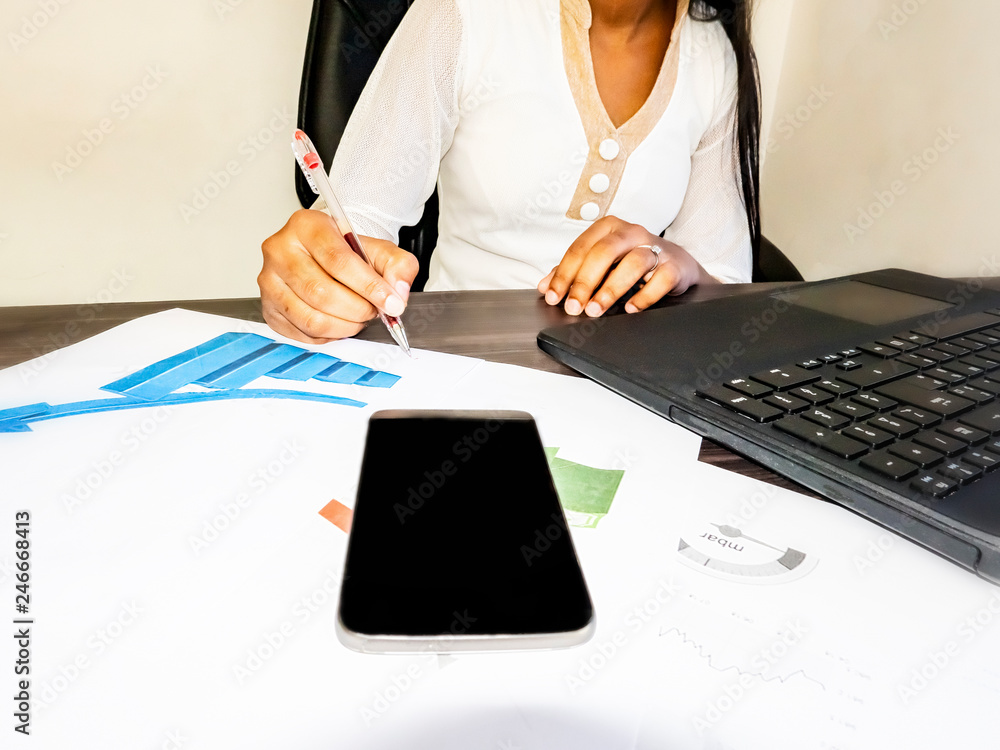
677, 521, 817, 583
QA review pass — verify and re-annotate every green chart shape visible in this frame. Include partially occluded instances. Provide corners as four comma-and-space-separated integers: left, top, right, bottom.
544, 447, 624, 528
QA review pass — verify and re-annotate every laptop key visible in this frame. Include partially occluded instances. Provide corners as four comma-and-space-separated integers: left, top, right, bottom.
837, 361, 916, 389
725, 378, 772, 397
960, 355, 1000, 372
948, 385, 995, 405
831, 400, 875, 421
843, 424, 895, 448
835, 360, 863, 371
854, 392, 898, 412
912, 347, 953, 364
937, 421, 989, 445
963, 450, 1000, 472
877, 338, 918, 352
938, 460, 982, 484
892, 406, 941, 428
952, 336, 987, 352
816, 379, 858, 397
911, 473, 958, 498
860, 450, 918, 481
749, 366, 821, 391
899, 353, 937, 369
957, 404, 1000, 435
966, 331, 1000, 346
897, 332, 936, 346
888, 441, 943, 467
900, 373, 949, 390
924, 366, 967, 385
874, 381, 974, 417
803, 408, 850, 431
698, 385, 783, 423
774, 416, 868, 459
789, 385, 835, 405
930, 342, 971, 357
764, 392, 810, 414
913, 431, 967, 457
968, 377, 1000, 396
975, 349, 1000, 364
858, 342, 899, 358
869, 415, 919, 439
940, 361, 985, 379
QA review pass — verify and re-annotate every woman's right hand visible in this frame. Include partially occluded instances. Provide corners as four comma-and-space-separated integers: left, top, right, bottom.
258, 209, 418, 344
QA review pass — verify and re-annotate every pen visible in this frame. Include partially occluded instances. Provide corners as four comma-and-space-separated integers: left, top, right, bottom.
291, 129, 412, 357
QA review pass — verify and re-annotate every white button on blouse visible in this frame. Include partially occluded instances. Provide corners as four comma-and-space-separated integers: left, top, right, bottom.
579, 202, 600, 221
589, 173, 610, 194
598, 138, 621, 160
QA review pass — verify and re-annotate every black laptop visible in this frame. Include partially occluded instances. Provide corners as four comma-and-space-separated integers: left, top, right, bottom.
538, 268, 1000, 584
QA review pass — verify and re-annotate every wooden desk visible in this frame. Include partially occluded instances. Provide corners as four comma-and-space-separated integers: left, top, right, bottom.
0, 285, 812, 495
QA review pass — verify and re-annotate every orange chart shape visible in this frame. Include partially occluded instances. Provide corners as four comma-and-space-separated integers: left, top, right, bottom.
319, 498, 353, 533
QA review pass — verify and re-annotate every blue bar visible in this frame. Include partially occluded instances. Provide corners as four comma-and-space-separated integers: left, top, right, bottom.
354, 371, 401, 388
195, 344, 307, 389
101, 333, 274, 401
0, 402, 53, 420
0, 389, 368, 432
267, 352, 341, 381
314, 362, 372, 385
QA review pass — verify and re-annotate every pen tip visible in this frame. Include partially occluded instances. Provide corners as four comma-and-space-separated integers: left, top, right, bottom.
389, 322, 412, 357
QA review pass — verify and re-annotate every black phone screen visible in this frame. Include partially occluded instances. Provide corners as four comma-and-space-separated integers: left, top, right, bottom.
338, 411, 594, 638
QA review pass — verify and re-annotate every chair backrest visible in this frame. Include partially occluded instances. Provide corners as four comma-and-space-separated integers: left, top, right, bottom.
754, 236, 803, 283
297, 0, 436, 291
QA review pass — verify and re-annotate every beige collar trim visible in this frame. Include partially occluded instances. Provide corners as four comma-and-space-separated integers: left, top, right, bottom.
561, 0, 689, 222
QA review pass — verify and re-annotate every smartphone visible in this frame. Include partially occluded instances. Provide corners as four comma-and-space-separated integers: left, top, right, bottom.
336, 410, 595, 653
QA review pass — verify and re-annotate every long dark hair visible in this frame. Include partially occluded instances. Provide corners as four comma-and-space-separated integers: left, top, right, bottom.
688, 0, 761, 258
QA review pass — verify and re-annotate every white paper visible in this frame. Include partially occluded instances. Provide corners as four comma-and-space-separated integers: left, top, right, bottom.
1, 309, 998, 749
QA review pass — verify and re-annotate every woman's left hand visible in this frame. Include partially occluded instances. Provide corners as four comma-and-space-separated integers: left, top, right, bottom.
537, 215, 718, 316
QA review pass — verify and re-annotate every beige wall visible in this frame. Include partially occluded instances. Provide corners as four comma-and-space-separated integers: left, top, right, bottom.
1, 0, 311, 306
752, 0, 796, 164
759, 0, 1000, 281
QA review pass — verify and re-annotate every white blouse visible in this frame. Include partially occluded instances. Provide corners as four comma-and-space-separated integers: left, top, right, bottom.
328, 0, 752, 290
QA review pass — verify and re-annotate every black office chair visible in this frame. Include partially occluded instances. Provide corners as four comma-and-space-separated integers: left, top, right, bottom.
295, 0, 802, 287
755, 236, 802, 282
297, 0, 436, 291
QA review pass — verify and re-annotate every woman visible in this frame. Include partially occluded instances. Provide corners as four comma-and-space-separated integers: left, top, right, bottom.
259, 0, 760, 343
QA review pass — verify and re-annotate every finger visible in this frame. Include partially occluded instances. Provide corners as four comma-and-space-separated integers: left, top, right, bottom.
563, 229, 647, 315
277, 243, 386, 325
537, 268, 555, 295
263, 307, 337, 346
261, 211, 381, 325
545, 218, 619, 305
300, 215, 408, 317
583, 246, 660, 317
623, 264, 686, 314
260, 269, 367, 342
362, 236, 419, 302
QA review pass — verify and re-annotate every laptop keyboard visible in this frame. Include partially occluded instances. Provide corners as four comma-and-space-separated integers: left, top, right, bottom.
697, 310, 1000, 501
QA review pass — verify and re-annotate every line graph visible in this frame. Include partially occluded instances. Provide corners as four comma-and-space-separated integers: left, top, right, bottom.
660, 625, 828, 691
